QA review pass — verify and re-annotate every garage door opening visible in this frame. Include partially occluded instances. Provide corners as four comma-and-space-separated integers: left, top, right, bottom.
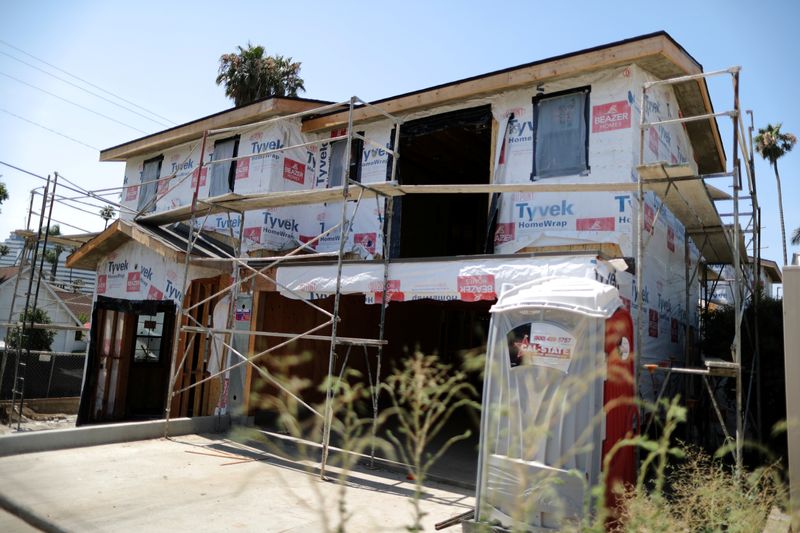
250, 291, 489, 484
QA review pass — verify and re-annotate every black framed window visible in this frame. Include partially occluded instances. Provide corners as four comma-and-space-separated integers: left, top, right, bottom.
137, 155, 163, 213
531, 87, 590, 179
209, 135, 240, 196
328, 131, 364, 187
133, 311, 166, 363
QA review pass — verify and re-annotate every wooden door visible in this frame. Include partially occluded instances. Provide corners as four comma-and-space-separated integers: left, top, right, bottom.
170, 275, 230, 417
89, 308, 134, 421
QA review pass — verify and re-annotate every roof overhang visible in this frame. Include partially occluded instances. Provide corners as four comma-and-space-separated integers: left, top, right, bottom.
99, 97, 332, 162
14, 229, 99, 249
755, 257, 782, 283
66, 219, 186, 270
300, 32, 725, 175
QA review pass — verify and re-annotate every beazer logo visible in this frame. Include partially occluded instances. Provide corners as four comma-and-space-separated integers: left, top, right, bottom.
576, 217, 615, 231
649, 309, 659, 337
243, 227, 262, 243
191, 167, 207, 187
127, 271, 141, 292
457, 274, 496, 302
235, 159, 249, 180
283, 158, 305, 184
592, 101, 631, 133
97, 275, 107, 294
667, 226, 675, 252
354, 233, 376, 255
644, 203, 655, 233
147, 284, 163, 300
494, 223, 515, 245
372, 280, 404, 303
125, 184, 139, 201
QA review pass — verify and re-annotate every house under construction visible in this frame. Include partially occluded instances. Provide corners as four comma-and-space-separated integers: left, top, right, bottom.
42, 32, 766, 486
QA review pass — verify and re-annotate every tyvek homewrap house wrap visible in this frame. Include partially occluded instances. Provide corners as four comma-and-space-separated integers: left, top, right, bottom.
70, 33, 727, 434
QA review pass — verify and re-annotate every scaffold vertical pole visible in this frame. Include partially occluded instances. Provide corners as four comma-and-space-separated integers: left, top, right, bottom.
320, 96, 357, 479
164, 131, 208, 437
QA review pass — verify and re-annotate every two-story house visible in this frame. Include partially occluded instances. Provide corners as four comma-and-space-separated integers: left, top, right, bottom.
67, 32, 732, 445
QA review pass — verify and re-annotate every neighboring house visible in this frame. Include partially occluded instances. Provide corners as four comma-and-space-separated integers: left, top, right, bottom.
707, 257, 782, 304
0, 269, 90, 354
0, 270, 91, 399
67, 32, 733, 429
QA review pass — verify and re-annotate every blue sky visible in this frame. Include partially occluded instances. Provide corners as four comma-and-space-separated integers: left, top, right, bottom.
0, 0, 798, 274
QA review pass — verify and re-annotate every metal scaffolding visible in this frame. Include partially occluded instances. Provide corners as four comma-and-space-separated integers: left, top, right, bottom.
46, 67, 760, 478
635, 66, 761, 471
2, 175, 90, 428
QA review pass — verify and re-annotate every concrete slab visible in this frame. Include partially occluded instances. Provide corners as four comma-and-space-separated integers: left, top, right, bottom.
0, 433, 474, 532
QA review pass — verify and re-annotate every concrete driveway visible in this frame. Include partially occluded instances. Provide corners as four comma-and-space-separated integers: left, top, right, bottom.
0, 433, 473, 532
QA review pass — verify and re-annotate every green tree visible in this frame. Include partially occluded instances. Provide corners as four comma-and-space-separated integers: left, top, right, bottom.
0, 244, 9, 258
755, 123, 797, 265
99, 205, 115, 229
216, 42, 305, 107
0, 178, 8, 212
42, 225, 63, 282
8, 307, 55, 351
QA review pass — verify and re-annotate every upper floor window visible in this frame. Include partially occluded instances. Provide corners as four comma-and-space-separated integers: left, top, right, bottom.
531, 87, 590, 179
209, 136, 240, 196
328, 129, 364, 188
137, 155, 163, 213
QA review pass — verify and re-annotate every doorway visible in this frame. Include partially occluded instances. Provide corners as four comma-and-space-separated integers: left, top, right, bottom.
77, 297, 176, 425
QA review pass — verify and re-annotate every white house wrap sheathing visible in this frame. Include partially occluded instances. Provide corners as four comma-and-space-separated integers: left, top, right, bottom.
117, 64, 708, 393
94, 240, 218, 304
276, 255, 619, 304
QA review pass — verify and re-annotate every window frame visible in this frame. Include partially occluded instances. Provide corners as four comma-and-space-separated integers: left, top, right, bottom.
137, 155, 164, 213
209, 135, 240, 195
530, 86, 591, 180
328, 130, 364, 188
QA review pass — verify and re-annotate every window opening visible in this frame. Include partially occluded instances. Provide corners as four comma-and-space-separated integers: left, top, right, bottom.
209, 136, 240, 196
137, 155, 163, 213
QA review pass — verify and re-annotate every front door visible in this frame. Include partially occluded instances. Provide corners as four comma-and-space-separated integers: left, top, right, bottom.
78, 297, 176, 425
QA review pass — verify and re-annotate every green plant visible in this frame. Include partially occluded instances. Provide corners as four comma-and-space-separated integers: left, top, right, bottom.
216, 42, 305, 106
8, 307, 55, 351
755, 123, 796, 264
382, 351, 479, 532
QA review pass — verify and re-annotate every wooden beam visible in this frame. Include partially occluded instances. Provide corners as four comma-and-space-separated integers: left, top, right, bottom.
100, 99, 326, 162
302, 35, 678, 132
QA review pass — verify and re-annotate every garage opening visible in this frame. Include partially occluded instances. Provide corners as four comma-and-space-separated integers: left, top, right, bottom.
250, 291, 489, 484
393, 105, 493, 258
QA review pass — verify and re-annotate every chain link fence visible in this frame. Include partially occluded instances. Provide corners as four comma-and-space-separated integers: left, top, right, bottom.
0, 350, 85, 400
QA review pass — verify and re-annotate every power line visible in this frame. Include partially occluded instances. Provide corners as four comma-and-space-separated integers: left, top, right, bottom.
0, 109, 99, 151
0, 39, 177, 126
0, 71, 149, 134
0, 49, 172, 128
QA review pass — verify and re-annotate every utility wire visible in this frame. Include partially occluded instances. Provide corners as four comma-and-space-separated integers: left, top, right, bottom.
0, 109, 99, 151
0, 49, 172, 128
0, 71, 149, 134
0, 39, 176, 126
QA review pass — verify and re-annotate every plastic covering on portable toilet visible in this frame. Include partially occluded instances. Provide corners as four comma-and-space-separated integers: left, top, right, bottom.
470, 276, 623, 531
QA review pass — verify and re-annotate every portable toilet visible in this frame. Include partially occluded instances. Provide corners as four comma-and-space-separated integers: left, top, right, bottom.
464, 276, 637, 531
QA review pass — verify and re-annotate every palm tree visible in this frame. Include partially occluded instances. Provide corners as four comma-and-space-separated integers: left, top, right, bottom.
0, 178, 8, 213
99, 205, 115, 229
755, 123, 797, 265
216, 42, 305, 107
